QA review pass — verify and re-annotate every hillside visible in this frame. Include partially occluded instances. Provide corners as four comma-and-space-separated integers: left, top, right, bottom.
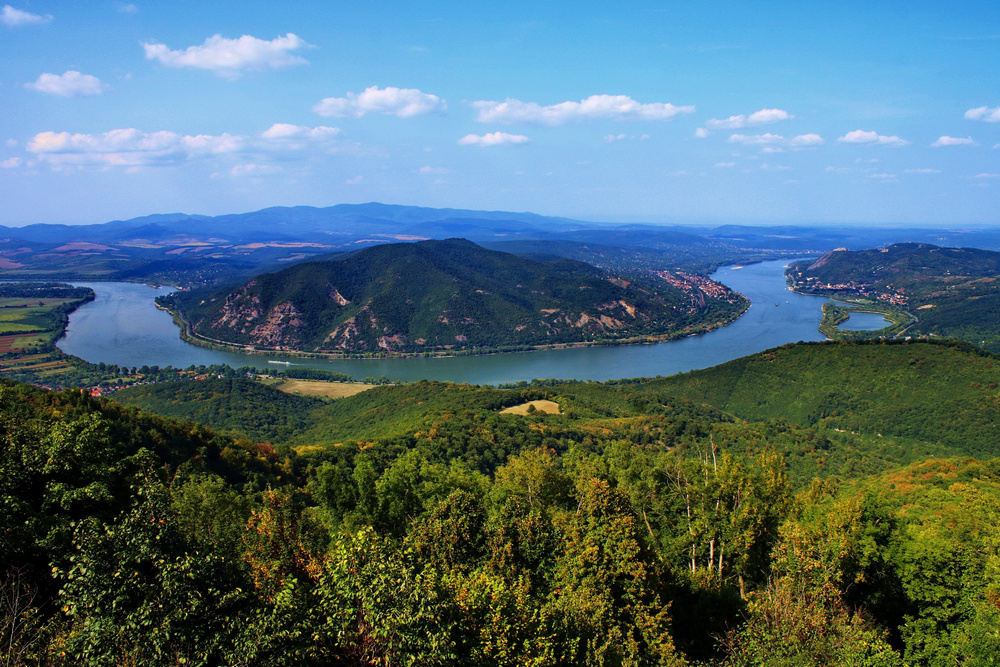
165, 238, 746, 354
111, 378, 326, 444
787, 243, 1000, 350
8, 340, 1000, 664
642, 339, 1000, 457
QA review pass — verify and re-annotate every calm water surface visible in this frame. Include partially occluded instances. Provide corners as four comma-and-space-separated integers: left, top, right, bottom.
60, 259, 831, 384
837, 311, 892, 331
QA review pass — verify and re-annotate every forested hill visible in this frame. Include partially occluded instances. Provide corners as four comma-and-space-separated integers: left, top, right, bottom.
166, 238, 745, 354
791, 242, 1000, 284
787, 243, 1000, 350
7, 340, 1000, 664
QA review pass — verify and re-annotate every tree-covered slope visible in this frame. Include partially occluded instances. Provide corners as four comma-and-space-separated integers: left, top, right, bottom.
111, 378, 326, 444
165, 238, 745, 354
787, 243, 1000, 350
643, 339, 1000, 457
8, 339, 1000, 664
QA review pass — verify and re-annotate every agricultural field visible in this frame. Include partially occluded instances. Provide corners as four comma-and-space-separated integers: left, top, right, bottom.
275, 378, 372, 399
0, 284, 99, 385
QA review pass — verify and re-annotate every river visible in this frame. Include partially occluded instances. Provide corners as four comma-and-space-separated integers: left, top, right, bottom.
59, 259, 836, 385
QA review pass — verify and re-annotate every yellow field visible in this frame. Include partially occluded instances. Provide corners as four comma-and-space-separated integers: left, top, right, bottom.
500, 399, 561, 415
275, 379, 372, 399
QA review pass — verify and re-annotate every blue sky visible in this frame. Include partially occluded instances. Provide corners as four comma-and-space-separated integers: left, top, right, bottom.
1, 0, 999, 227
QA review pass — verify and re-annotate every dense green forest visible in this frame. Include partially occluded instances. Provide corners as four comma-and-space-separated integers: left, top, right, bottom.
166, 239, 746, 355
0, 339, 987, 664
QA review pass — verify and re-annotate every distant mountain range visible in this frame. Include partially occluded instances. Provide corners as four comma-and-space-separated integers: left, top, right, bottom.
8, 201, 1000, 251
4, 202, 1000, 288
164, 238, 747, 354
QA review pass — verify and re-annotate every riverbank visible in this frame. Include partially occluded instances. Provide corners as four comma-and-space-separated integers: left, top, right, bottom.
161, 297, 752, 361
57, 260, 830, 385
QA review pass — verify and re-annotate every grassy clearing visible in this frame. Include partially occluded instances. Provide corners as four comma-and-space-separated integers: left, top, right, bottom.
500, 399, 561, 415
275, 379, 372, 399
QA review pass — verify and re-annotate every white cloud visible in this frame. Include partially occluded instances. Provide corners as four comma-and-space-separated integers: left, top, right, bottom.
931, 136, 977, 147
313, 85, 445, 118
604, 133, 627, 142
706, 108, 792, 130
118, 3, 137, 13
975, 173, 1000, 179
6, 139, 18, 148
728, 133, 785, 145
25, 71, 107, 97
472, 94, 694, 125
789, 133, 824, 147
838, 130, 909, 146
868, 172, 897, 179
1, 157, 21, 168
260, 123, 340, 140
965, 106, 1000, 123
143, 33, 309, 77
714, 162, 735, 168
458, 132, 530, 146
904, 168, 941, 174
693, 127, 709, 138
345, 175, 364, 185
26, 123, 342, 168
1, 5, 51, 26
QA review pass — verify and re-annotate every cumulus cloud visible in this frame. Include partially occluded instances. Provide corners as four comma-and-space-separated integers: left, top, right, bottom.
26, 123, 342, 168
604, 133, 627, 142
1, 5, 51, 26
693, 127, 709, 138
457, 132, 530, 146
313, 85, 444, 118
728, 133, 823, 149
472, 95, 694, 126
965, 107, 1000, 123
706, 108, 792, 130
143, 33, 309, 77
838, 130, 909, 146
931, 136, 977, 147
260, 123, 340, 140
25, 71, 107, 97
28, 128, 242, 166
1, 157, 21, 168
789, 133, 824, 147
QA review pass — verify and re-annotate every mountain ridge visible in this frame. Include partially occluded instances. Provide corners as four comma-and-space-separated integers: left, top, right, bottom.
165, 238, 747, 355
